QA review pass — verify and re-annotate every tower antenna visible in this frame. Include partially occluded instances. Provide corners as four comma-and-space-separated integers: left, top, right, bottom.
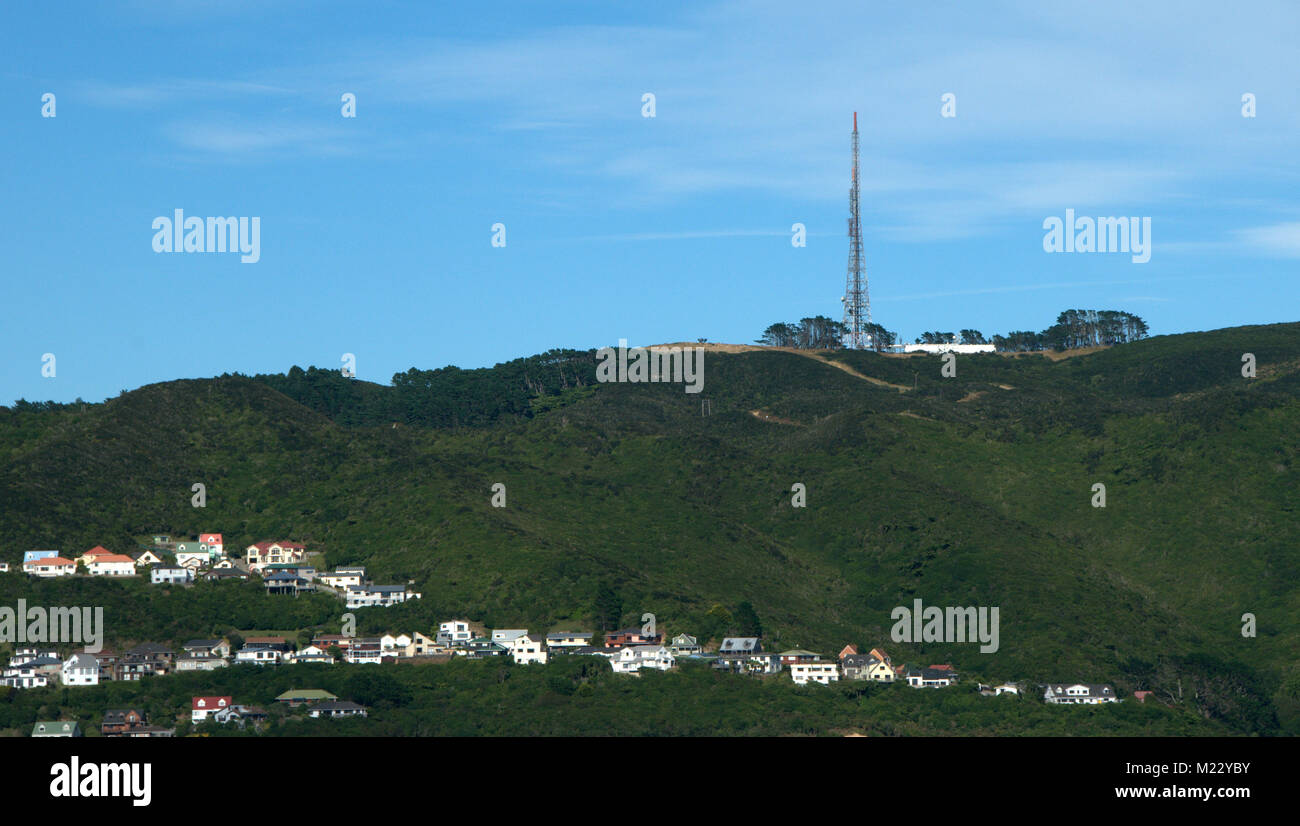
841, 111, 871, 349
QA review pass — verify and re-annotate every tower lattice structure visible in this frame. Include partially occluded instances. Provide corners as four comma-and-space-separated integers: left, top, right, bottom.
841, 111, 871, 349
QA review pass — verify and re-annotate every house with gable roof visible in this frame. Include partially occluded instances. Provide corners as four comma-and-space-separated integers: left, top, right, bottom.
191, 696, 233, 724
86, 554, 138, 577
61, 653, 100, 686
510, 634, 548, 665
32, 721, 82, 737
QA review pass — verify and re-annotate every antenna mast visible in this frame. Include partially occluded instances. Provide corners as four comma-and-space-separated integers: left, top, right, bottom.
841, 111, 871, 348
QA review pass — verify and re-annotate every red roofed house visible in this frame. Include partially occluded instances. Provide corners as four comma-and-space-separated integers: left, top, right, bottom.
838, 644, 858, 659
24, 556, 76, 577
191, 696, 233, 724
199, 534, 224, 556
86, 554, 139, 577
1133, 691, 1152, 703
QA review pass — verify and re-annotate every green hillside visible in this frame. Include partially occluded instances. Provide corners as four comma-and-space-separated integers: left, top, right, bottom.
0, 322, 1296, 735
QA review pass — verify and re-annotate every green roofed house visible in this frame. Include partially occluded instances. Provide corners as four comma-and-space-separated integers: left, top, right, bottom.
32, 721, 82, 737
276, 689, 338, 707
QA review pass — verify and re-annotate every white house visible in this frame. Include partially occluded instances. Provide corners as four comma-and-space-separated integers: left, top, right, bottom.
610, 645, 675, 673
61, 653, 100, 686
174, 549, 210, 569
0, 562, 9, 572
151, 565, 194, 584
905, 666, 958, 688
175, 652, 227, 672
1043, 684, 1119, 704
9, 647, 58, 667
2, 663, 52, 688
380, 634, 412, 658
438, 620, 474, 647
235, 647, 283, 666
346, 584, 420, 609
86, 554, 138, 577
510, 634, 548, 665
23, 556, 76, 577
791, 662, 841, 685
288, 645, 335, 665
191, 696, 232, 723
319, 567, 366, 589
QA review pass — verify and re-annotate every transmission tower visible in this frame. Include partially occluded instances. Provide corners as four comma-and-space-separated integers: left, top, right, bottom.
841, 111, 871, 349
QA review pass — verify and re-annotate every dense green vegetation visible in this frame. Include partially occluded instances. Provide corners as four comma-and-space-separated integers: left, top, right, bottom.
0, 321, 1296, 735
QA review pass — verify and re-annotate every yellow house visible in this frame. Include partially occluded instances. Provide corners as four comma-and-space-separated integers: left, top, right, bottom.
866, 648, 896, 682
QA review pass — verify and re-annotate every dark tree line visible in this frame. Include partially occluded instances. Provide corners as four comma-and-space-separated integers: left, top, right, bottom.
913, 330, 989, 345
757, 316, 898, 351
992, 310, 1148, 352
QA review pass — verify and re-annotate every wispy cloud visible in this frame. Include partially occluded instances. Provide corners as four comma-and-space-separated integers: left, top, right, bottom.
1233, 222, 1300, 258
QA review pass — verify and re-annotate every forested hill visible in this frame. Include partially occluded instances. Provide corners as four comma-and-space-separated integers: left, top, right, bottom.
247, 348, 598, 428
0, 321, 1296, 734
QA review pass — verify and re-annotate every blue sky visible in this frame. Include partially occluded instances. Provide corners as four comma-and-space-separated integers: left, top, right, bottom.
2, 0, 1297, 405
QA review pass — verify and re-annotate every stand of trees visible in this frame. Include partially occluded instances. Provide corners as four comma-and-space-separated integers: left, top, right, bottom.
757, 317, 897, 351
992, 310, 1148, 352
757, 309, 1144, 353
